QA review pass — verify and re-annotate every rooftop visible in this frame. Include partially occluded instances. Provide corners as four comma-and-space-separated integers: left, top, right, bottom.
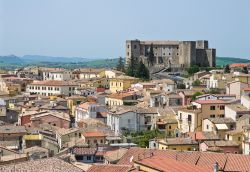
29, 80, 78, 86
73, 147, 97, 155
194, 100, 226, 104
117, 147, 250, 171
87, 164, 132, 172
0, 125, 26, 134
160, 137, 198, 146
204, 140, 239, 147
135, 155, 212, 172
207, 117, 235, 124
226, 104, 250, 113
82, 131, 106, 137
108, 92, 135, 100
0, 157, 83, 172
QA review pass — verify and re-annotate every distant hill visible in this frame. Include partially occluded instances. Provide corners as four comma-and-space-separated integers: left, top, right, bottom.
20, 55, 93, 63
0, 55, 24, 64
216, 57, 250, 66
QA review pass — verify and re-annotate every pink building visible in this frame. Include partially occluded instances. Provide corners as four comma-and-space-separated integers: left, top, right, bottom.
178, 90, 196, 106
200, 140, 240, 154
30, 111, 70, 128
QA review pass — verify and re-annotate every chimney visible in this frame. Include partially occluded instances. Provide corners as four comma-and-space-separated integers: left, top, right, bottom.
214, 162, 218, 172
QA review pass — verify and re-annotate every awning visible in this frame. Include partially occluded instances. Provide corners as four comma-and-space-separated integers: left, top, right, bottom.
215, 124, 228, 130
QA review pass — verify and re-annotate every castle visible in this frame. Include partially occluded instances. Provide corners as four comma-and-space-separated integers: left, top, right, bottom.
125, 40, 216, 71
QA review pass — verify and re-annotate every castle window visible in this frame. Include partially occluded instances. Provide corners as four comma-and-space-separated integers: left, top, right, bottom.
177, 47, 179, 49
163, 53, 165, 56
127, 52, 129, 56
169, 53, 171, 55
127, 45, 130, 49
133, 45, 137, 49
177, 53, 179, 55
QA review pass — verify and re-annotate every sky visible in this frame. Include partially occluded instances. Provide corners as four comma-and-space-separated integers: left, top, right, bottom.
0, 0, 250, 59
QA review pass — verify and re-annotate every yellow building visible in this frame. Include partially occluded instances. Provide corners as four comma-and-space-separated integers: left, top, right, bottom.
56, 128, 82, 149
156, 118, 178, 137
233, 73, 250, 85
109, 75, 139, 93
67, 96, 86, 116
99, 69, 124, 79
105, 92, 139, 106
82, 131, 106, 146
158, 137, 198, 151
225, 130, 243, 153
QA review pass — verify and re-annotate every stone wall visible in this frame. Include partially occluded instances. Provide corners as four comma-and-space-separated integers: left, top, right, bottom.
126, 39, 216, 71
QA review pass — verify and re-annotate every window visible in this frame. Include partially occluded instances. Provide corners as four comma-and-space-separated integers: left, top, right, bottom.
127, 45, 130, 49
87, 156, 91, 160
210, 106, 215, 110
210, 114, 215, 118
187, 148, 191, 151
179, 113, 182, 120
94, 140, 97, 143
219, 114, 225, 118
172, 148, 176, 150
177, 53, 179, 55
220, 106, 225, 110
169, 53, 171, 55
101, 139, 103, 143
128, 119, 131, 123
133, 45, 137, 49
188, 115, 192, 122
238, 137, 241, 141
169, 125, 171, 129
206, 125, 209, 130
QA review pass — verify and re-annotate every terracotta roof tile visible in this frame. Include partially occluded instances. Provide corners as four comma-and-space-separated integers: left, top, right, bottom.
73, 147, 97, 155
29, 80, 78, 86
83, 131, 106, 137
87, 164, 132, 172
135, 156, 212, 172
195, 100, 226, 104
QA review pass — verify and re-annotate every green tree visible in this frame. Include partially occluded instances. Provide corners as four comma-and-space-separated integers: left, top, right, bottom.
135, 60, 150, 80
192, 92, 203, 100
242, 66, 248, 74
192, 79, 201, 86
187, 65, 200, 75
208, 88, 220, 94
148, 43, 155, 66
224, 64, 230, 73
125, 55, 137, 77
177, 83, 186, 89
116, 56, 124, 72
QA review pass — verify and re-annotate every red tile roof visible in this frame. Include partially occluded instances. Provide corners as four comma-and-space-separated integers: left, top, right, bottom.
29, 80, 78, 86
243, 87, 250, 91
135, 156, 212, 172
83, 131, 106, 137
230, 63, 250, 68
118, 147, 250, 171
87, 164, 132, 172
108, 93, 135, 100
73, 147, 97, 155
195, 100, 226, 104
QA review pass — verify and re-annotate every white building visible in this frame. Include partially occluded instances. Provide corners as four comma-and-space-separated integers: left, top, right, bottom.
107, 106, 159, 135
75, 102, 107, 123
48, 71, 73, 81
196, 94, 236, 101
177, 109, 201, 133
74, 87, 96, 97
225, 104, 250, 121
27, 80, 78, 96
